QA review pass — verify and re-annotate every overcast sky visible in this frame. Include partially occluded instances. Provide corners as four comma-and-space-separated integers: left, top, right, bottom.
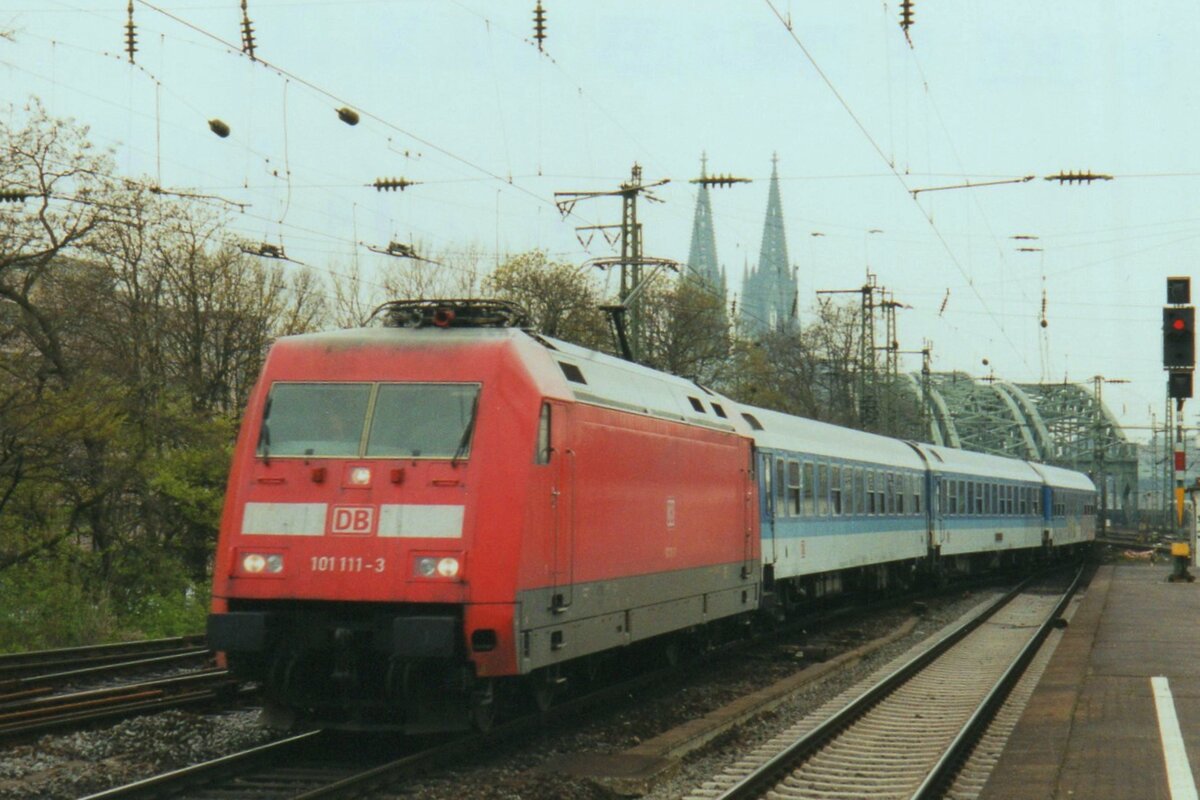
4, 1, 1200, 436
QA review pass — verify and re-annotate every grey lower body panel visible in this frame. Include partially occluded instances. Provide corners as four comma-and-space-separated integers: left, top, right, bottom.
515, 561, 759, 673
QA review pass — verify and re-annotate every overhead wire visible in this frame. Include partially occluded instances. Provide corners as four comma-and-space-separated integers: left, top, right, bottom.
762, 0, 1036, 376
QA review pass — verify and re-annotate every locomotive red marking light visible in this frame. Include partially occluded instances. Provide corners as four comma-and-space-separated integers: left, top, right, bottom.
390, 468, 405, 484
433, 308, 456, 327
311, 467, 326, 483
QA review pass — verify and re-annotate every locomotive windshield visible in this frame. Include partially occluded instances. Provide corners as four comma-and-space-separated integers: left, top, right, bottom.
366, 384, 479, 458
259, 382, 480, 459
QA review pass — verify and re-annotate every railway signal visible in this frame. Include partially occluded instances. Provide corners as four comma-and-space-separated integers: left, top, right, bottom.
1164, 307, 1195, 370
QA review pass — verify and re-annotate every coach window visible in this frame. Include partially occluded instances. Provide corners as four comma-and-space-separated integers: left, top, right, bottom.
975, 483, 984, 515
856, 468, 866, 514
896, 474, 905, 515
535, 403, 552, 464
913, 475, 922, 514
844, 467, 854, 516
818, 464, 830, 515
801, 462, 815, 515
865, 471, 875, 514
876, 473, 886, 515
775, 458, 787, 517
835, 465, 844, 515
787, 461, 801, 516
882, 473, 892, 514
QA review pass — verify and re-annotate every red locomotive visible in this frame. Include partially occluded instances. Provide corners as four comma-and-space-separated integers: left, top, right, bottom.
207, 300, 761, 730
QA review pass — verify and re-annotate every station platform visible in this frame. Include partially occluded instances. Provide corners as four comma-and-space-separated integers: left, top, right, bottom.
981, 562, 1200, 800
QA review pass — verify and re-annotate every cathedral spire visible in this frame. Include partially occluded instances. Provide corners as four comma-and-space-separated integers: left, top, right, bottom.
740, 154, 799, 334
686, 151, 722, 291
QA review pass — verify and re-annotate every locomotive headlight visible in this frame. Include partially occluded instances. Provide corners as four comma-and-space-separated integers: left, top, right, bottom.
349, 467, 372, 486
413, 555, 461, 579
239, 551, 284, 576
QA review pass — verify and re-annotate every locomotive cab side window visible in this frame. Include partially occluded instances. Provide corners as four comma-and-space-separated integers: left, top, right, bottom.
535, 403, 552, 464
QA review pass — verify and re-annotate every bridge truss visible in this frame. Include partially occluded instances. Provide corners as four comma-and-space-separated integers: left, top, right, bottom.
913, 373, 1139, 525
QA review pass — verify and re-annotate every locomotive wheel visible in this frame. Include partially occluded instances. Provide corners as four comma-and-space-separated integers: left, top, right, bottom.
471, 679, 497, 732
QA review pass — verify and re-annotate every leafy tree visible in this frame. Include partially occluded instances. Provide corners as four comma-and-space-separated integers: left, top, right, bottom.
483, 250, 610, 350
0, 102, 326, 646
638, 273, 732, 385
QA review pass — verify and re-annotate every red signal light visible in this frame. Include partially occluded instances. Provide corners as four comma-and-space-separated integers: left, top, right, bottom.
1174, 318, 1187, 331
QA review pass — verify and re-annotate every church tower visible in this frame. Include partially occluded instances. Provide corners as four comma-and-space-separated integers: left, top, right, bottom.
740, 154, 798, 335
686, 153, 726, 297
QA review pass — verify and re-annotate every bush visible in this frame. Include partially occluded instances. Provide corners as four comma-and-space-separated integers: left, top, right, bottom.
0, 549, 206, 652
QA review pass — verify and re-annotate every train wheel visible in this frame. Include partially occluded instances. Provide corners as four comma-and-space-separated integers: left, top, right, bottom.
663, 637, 681, 667
530, 668, 564, 711
470, 679, 496, 732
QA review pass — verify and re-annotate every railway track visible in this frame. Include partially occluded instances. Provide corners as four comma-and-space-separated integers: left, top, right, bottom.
81, 645, 698, 800
0, 668, 244, 742
685, 565, 1084, 800
0, 635, 211, 689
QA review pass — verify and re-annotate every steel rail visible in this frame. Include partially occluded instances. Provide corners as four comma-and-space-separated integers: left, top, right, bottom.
708, 570, 1055, 800
0, 639, 211, 691
0, 635, 205, 672
910, 563, 1085, 799
80, 732, 325, 800
0, 670, 243, 741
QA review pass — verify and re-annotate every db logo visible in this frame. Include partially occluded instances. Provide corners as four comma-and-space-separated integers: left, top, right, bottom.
330, 505, 375, 535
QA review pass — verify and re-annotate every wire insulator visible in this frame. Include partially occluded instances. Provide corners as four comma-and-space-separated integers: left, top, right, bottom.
337, 107, 360, 126
533, 1, 547, 51
1044, 170, 1114, 184
0, 189, 31, 203
900, 0, 915, 31
208, 119, 231, 138
240, 0, 257, 60
125, 0, 137, 63
373, 177, 417, 192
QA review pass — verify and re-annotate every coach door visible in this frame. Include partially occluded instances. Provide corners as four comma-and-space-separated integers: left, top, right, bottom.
931, 473, 947, 551
758, 452, 776, 564
549, 401, 574, 612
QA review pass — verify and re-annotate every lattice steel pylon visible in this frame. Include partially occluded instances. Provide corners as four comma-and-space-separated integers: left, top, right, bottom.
911, 372, 1140, 525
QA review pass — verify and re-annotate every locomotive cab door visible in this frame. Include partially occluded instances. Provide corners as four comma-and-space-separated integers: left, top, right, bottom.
548, 401, 574, 612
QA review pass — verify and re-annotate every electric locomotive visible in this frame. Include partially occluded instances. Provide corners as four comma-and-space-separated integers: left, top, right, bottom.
207, 300, 760, 730
208, 298, 1096, 732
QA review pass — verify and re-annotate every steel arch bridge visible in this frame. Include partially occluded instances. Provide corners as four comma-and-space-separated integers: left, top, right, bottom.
908, 372, 1139, 524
